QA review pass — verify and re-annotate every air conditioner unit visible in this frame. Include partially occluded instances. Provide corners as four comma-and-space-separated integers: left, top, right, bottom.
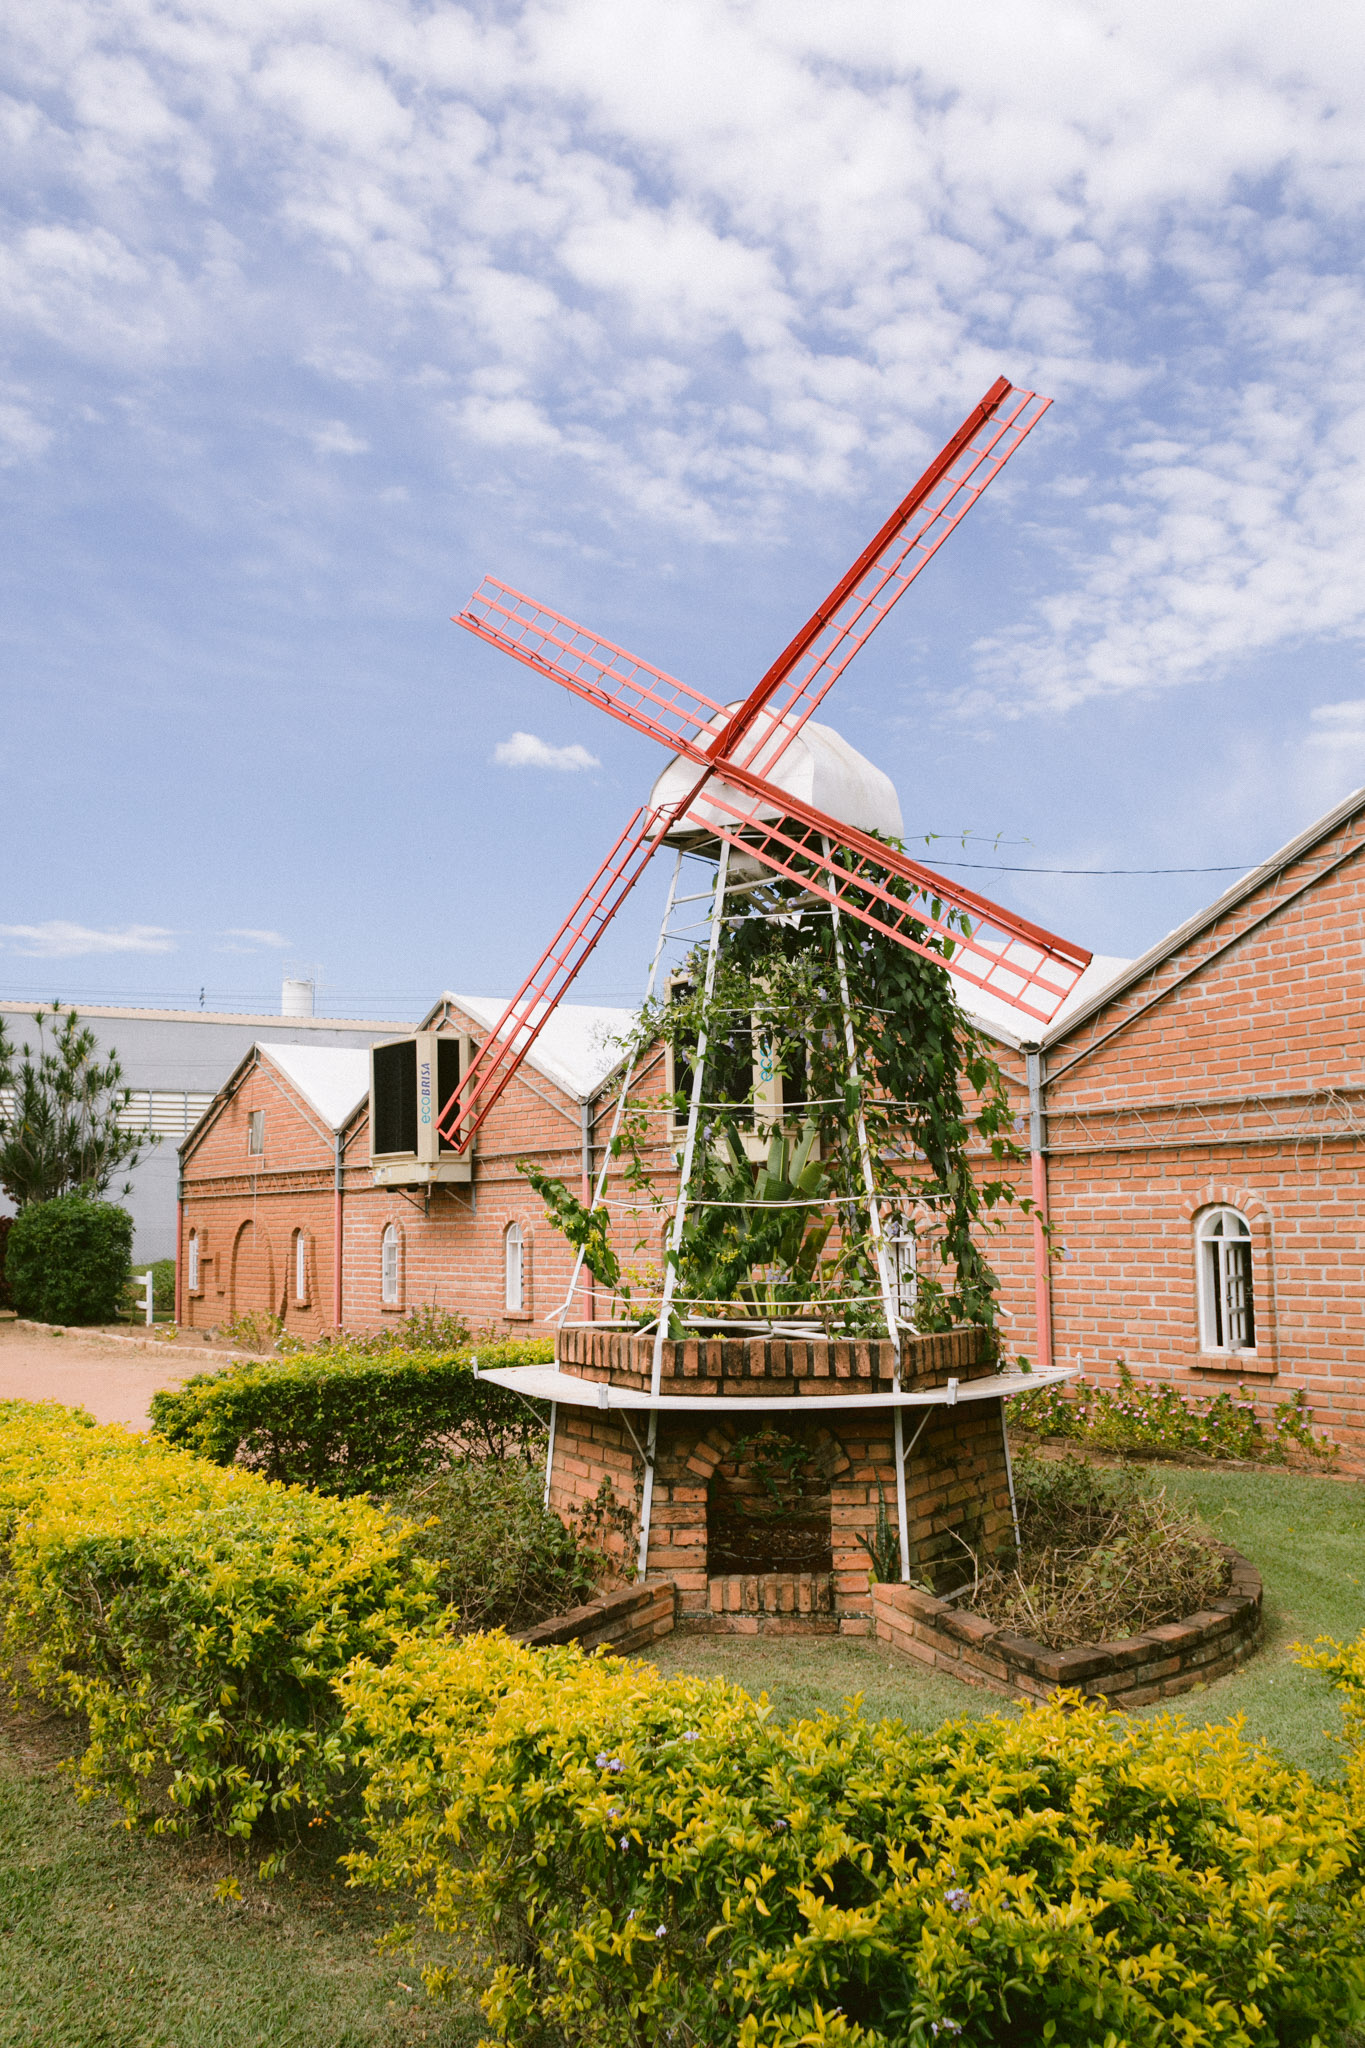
369, 1031, 474, 1185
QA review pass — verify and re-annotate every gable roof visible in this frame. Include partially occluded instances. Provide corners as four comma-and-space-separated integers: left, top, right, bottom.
419, 995, 637, 1100
1040, 780, 1365, 1053
256, 1042, 371, 1129
959, 952, 1133, 1049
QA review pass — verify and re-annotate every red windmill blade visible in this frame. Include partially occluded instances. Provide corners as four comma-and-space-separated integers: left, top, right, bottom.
440, 377, 1084, 1152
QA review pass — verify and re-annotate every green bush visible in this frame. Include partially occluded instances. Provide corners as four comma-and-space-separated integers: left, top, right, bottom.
0, 1400, 437, 1853
1012, 1357, 1335, 1462
149, 1339, 555, 1496
343, 1629, 1365, 2047
0, 1215, 12, 1309
4, 1193, 133, 1323
387, 1459, 607, 1633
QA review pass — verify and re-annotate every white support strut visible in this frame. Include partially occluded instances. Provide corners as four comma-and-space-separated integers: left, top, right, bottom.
636, 843, 732, 1577
824, 836, 913, 1583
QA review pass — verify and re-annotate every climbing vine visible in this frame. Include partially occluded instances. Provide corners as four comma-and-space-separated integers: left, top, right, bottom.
520, 833, 1035, 1339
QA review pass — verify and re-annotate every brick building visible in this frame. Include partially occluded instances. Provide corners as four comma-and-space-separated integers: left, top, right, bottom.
983, 784, 1365, 1464
177, 993, 636, 1338
180, 784, 1365, 1468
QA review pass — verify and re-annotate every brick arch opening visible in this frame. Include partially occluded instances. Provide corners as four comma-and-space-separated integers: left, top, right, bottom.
705, 1421, 835, 1576
230, 1219, 275, 1318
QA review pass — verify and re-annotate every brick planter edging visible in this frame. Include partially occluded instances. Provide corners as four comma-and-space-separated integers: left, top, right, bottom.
872, 1544, 1262, 1709
515, 1580, 677, 1657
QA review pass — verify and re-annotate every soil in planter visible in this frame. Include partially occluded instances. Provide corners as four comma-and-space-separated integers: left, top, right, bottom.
964, 1452, 1231, 1649
707, 1426, 833, 1576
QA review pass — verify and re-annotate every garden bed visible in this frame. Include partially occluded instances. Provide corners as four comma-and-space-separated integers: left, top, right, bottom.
873, 1550, 1261, 1708
874, 1455, 1263, 1708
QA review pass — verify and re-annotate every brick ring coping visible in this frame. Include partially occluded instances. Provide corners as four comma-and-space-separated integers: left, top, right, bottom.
871, 1543, 1262, 1709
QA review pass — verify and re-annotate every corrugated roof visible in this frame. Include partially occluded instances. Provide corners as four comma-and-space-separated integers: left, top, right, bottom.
959, 952, 1133, 1048
430, 996, 638, 1100
257, 1042, 371, 1129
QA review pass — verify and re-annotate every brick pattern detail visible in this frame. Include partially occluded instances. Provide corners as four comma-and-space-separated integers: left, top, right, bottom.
873, 1545, 1262, 1708
548, 1379, 1015, 1630
706, 1571, 837, 1635
515, 1579, 677, 1656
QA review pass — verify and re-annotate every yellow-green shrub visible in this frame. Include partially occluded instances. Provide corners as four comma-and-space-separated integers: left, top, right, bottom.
149, 1339, 553, 1495
0, 1401, 437, 1846
1298, 1626, 1365, 1781
343, 1630, 1365, 2047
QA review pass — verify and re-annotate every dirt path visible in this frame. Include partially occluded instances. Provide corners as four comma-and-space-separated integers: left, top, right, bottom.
0, 1321, 195, 1428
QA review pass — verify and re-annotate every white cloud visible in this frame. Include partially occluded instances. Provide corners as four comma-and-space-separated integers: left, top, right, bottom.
493, 730, 601, 771
10, 0, 1365, 707
0, 921, 176, 958
221, 927, 290, 949
310, 420, 368, 456
1297, 699, 1365, 812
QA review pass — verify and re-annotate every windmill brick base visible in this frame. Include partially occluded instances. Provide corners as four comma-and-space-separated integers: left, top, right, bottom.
536, 1324, 1022, 1633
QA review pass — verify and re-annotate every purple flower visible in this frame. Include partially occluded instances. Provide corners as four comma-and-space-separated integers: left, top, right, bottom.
944, 1888, 970, 1913
619, 1835, 630, 1850
681, 1730, 700, 1742
654, 1924, 667, 1939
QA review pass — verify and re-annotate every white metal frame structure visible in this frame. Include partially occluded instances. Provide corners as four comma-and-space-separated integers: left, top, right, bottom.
488, 848, 1074, 1582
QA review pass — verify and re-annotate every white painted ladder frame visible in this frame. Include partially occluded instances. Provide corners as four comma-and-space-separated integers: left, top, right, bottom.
635, 841, 732, 1575
823, 835, 914, 1583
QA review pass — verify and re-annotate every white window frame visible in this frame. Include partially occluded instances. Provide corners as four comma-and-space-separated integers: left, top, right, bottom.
186, 1231, 200, 1294
294, 1230, 308, 1305
247, 1109, 264, 1156
380, 1223, 400, 1308
1196, 1206, 1256, 1354
504, 1219, 524, 1313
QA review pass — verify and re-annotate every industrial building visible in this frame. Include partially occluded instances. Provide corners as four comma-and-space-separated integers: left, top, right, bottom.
0, 984, 410, 1260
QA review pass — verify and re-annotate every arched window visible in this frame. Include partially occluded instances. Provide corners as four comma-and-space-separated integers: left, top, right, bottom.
504, 1220, 524, 1313
381, 1223, 400, 1308
186, 1231, 199, 1293
1196, 1208, 1256, 1353
294, 1230, 307, 1305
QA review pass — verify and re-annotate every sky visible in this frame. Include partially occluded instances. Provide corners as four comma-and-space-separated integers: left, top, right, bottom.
4, 0, 1365, 1021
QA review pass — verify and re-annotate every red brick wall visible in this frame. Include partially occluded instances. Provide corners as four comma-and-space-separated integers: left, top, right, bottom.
178, 1055, 338, 1344
982, 809, 1365, 1459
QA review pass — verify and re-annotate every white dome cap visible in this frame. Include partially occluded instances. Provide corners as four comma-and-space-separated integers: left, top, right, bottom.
648, 707, 903, 847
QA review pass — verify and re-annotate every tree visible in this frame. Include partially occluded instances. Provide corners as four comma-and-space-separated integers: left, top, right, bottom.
0, 1004, 154, 1209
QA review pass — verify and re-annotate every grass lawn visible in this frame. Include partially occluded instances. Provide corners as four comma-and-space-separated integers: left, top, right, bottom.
0, 1712, 483, 2048
652, 1458, 1365, 1776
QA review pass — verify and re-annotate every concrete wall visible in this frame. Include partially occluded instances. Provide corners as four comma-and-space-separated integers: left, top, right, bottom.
0, 1001, 409, 1261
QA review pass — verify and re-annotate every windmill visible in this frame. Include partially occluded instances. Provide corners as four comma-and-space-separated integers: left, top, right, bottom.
443, 376, 1087, 1590
441, 375, 1087, 1146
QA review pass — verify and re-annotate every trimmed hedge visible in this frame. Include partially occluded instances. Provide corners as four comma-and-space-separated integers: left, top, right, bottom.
343, 1631, 1365, 2046
0, 1401, 436, 1849
149, 1340, 554, 1495
8, 1396, 1365, 2041
5, 1193, 132, 1324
